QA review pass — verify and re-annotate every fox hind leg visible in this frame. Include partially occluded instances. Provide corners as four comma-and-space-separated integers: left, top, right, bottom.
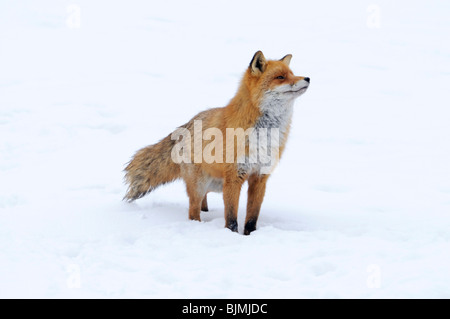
184, 172, 209, 221
186, 186, 203, 221
186, 184, 204, 221
201, 194, 209, 212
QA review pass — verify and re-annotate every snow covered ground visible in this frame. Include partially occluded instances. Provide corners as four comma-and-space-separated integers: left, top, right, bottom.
1, 0, 450, 298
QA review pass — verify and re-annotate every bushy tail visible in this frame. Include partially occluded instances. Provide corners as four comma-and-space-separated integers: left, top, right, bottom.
123, 134, 180, 202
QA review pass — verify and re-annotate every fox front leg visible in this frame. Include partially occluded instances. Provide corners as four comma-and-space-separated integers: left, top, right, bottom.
244, 174, 269, 235
222, 173, 246, 232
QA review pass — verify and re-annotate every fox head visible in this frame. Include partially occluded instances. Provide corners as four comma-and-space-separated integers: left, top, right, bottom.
244, 51, 310, 106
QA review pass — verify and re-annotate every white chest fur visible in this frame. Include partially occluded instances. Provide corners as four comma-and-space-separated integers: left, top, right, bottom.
237, 96, 294, 175
256, 97, 294, 141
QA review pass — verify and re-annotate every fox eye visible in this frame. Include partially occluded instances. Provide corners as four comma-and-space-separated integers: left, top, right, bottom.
276, 75, 285, 80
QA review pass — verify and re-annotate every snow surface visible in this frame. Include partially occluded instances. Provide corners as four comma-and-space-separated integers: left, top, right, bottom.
1, 0, 450, 298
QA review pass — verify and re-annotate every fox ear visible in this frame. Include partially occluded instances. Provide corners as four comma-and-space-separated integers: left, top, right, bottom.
249, 51, 267, 74
280, 54, 292, 66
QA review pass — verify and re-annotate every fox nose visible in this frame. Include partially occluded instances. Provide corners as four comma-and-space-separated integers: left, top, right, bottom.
304, 77, 310, 83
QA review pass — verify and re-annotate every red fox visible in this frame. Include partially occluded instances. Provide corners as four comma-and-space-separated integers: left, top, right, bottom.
124, 51, 310, 234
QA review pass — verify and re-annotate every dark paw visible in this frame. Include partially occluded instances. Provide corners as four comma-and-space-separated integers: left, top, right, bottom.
226, 219, 238, 232
243, 220, 257, 235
